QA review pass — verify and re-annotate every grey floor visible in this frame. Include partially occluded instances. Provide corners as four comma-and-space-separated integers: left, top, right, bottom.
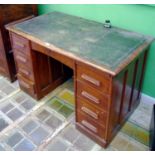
0, 75, 153, 151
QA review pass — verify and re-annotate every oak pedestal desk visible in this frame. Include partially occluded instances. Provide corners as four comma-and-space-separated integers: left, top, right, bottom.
7, 12, 153, 147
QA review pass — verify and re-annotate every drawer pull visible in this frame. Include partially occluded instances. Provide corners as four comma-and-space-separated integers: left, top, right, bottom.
81, 106, 98, 119
15, 41, 25, 48
81, 74, 100, 87
20, 80, 31, 89
19, 68, 30, 76
81, 91, 100, 104
81, 120, 97, 133
16, 55, 27, 63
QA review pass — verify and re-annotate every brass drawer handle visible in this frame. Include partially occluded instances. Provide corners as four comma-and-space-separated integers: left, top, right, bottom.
20, 80, 30, 89
81, 120, 97, 133
81, 106, 98, 119
16, 55, 27, 63
19, 68, 30, 76
15, 41, 25, 48
81, 91, 100, 104
81, 74, 100, 87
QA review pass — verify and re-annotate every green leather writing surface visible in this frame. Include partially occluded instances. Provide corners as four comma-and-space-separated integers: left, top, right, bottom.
14, 12, 150, 71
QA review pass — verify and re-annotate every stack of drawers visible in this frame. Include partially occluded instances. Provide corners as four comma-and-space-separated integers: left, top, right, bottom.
11, 33, 36, 97
0, 5, 37, 82
75, 63, 112, 146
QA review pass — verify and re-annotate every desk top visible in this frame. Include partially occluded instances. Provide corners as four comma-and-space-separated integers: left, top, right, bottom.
8, 12, 153, 75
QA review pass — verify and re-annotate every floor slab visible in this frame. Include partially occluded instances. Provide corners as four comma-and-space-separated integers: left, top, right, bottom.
0, 76, 152, 151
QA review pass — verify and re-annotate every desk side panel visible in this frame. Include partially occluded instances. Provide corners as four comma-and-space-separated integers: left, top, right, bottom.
107, 49, 148, 142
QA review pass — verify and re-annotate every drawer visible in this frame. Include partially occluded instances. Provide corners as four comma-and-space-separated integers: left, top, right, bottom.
14, 50, 32, 68
18, 65, 34, 81
77, 97, 108, 127
76, 80, 109, 111
17, 74, 35, 96
76, 64, 111, 94
12, 33, 30, 55
77, 111, 106, 139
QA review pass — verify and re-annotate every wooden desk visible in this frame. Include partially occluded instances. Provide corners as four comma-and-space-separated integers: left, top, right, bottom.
0, 4, 37, 82
7, 12, 153, 147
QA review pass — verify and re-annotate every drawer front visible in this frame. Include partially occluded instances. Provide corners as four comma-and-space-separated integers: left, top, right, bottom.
13, 47, 31, 57
77, 111, 106, 139
14, 50, 32, 69
76, 80, 109, 111
14, 49, 32, 68
77, 97, 108, 127
15, 54, 32, 67
77, 64, 111, 94
17, 74, 35, 96
18, 65, 34, 81
12, 33, 30, 55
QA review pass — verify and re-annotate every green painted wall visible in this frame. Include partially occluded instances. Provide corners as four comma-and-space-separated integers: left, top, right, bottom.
38, 4, 155, 98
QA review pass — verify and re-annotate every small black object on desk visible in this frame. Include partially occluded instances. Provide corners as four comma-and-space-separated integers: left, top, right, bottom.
104, 20, 111, 28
